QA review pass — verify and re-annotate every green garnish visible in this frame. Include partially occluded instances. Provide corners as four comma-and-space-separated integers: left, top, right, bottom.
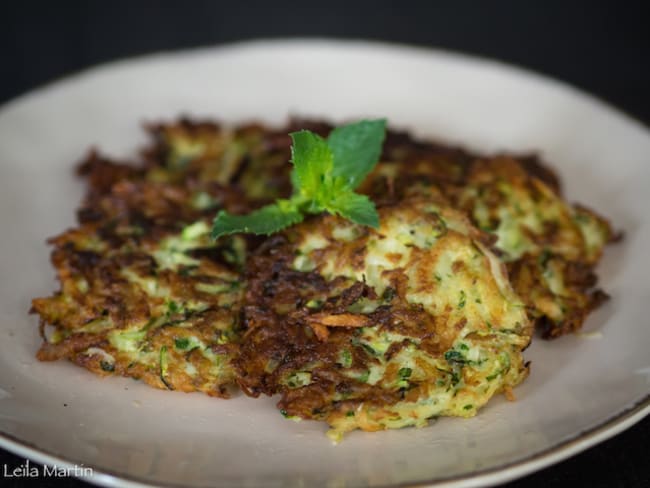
382, 287, 396, 302
305, 299, 324, 310
357, 370, 370, 383
458, 290, 466, 309
338, 349, 353, 368
211, 119, 386, 238
398, 367, 412, 379
285, 371, 312, 388
360, 343, 378, 357
444, 350, 466, 365
397, 367, 413, 389
167, 300, 180, 314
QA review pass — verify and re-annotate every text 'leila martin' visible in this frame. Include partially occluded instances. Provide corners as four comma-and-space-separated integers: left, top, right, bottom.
3, 459, 93, 478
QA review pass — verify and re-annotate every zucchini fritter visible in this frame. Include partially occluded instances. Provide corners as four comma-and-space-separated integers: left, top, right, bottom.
454, 157, 616, 337
32, 136, 253, 396
360, 141, 616, 338
144, 119, 294, 202
32, 118, 302, 394
237, 198, 532, 441
33, 211, 245, 397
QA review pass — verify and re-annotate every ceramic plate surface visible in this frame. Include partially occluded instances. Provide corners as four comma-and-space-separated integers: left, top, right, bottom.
0, 39, 648, 488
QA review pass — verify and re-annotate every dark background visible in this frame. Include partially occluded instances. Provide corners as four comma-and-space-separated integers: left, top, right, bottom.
1, 1, 648, 487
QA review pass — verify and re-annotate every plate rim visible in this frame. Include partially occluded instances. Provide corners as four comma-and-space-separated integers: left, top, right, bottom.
1, 37, 649, 487
1, 396, 648, 487
2, 37, 649, 134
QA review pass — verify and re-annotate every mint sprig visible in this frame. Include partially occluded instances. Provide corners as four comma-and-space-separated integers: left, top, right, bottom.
211, 119, 386, 239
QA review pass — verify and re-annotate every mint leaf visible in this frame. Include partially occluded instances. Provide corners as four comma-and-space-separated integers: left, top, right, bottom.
328, 119, 386, 188
326, 191, 380, 228
290, 130, 333, 197
211, 119, 387, 239
211, 200, 303, 238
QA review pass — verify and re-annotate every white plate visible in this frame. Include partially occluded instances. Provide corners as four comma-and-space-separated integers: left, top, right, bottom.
0, 39, 648, 488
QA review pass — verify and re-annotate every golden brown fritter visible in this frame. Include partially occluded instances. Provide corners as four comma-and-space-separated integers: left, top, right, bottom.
237, 198, 532, 440
359, 142, 616, 338
32, 172, 246, 396
453, 157, 616, 337
32, 118, 330, 394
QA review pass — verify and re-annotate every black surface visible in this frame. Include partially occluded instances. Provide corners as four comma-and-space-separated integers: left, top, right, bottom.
1, 1, 648, 487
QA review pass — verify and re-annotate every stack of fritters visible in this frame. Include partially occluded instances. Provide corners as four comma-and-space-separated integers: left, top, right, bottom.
32, 118, 616, 437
